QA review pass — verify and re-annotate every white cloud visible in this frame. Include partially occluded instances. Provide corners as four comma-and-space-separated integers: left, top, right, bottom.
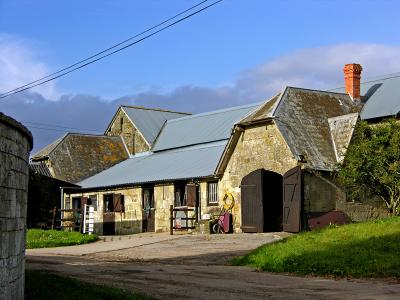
3, 42, 400, 153
0, 34, 59, 99
236, 43, 400, 101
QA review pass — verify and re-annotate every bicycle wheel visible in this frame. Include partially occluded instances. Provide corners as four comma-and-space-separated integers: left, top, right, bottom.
212, 223, 223, 234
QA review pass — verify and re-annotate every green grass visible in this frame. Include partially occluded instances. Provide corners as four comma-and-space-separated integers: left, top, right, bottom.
26, 229, 98, 249
233, 217, 400, 278
25, 270, 149, 300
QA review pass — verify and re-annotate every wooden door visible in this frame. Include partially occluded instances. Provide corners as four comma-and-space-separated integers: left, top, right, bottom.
186, 184, 198, 207
283, 166, 302, 233
103, 194, 115, 235
241, 169, 264, 233
142, 189, 155, 232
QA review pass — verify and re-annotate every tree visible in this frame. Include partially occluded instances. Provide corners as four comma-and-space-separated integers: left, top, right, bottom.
338, 118, 400, 216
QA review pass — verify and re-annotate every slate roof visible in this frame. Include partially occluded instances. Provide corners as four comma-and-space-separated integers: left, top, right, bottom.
31, 134, 66, 160
79, 141, 226, 189
31, 133, 129, 183
329, 73, 400, 120
274, 87, 360, 170
232, 87, 360, 171
152, 103, 261, 152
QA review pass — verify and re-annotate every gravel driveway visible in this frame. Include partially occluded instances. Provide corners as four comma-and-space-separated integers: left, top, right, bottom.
26, 232, 400, 299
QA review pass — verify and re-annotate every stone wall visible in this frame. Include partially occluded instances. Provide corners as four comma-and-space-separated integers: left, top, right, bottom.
0, 113, 32, 300
336, 197, 389, 221
154, 184, 174, 232
66, 187, 143, 235
219, 122, 298, 231
106, 109, 150, 155
303, 171, 344, 213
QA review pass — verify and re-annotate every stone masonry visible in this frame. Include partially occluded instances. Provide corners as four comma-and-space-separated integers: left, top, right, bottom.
219, 122, 298, 232
67, 187, 143, 235
106, 109, 150, 155
0, 113, 32, 300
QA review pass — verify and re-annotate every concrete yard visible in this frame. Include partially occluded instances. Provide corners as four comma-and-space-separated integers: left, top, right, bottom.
26, 232, 400, 299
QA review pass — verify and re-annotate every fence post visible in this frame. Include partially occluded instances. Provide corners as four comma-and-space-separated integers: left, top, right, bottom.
170, 205, 173, 235
79, 209, 84, 233
51, 206, 57, 230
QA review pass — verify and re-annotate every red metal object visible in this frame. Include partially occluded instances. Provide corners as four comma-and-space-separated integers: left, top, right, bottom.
307, 210, 349, 230
219, 212, 230, 233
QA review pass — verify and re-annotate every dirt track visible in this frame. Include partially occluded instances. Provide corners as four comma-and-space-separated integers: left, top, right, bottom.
26, 233, 400, 299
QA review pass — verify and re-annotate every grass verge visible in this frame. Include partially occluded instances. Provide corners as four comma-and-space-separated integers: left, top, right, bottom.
232, 217, 400, 278
25, 270, 149, 300
26, 229, 98, 249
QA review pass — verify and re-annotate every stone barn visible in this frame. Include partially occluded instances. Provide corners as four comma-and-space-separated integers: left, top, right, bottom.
62, 64, 397, 234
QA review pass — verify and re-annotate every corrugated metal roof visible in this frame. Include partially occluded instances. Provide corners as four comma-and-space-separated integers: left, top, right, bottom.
152, 103, 260, 152
238, 94, 281, 124
122, 106, 189, 145
29, 162, 53, 177
329, 73, 400, 120
79, 140, 227, 189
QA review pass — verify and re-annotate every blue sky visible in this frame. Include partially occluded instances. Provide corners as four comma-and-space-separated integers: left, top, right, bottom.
1, 0, 400, 153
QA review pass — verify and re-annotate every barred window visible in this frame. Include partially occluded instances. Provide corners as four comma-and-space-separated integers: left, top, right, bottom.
207, 182, 218, 205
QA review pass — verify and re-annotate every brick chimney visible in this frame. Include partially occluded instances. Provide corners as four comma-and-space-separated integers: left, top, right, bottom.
343, 63, 362, 101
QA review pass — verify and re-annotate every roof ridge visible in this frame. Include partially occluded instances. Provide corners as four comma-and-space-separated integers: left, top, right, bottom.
164, 102, 263, 124
328, 71, 400, 91
31, 133, 68, 159
121, 105, 191, 115
286, 86, 348, 96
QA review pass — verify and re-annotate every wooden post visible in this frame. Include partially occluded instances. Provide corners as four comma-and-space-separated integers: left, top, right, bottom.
78, 209, 84, 233
170, 205, 173, 235
51, 206, 57, 230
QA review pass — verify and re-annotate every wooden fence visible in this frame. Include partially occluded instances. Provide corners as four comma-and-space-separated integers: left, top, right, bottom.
49, 206, 84, 232
169, 205, 198, 235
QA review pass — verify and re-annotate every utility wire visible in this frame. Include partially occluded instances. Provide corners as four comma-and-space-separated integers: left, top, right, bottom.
0, 0, 208, 98
22, 121, 101, 132
26, 125, 102, 133
0, 0, 223, 99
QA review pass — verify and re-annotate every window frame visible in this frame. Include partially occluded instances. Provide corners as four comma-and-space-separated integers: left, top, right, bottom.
103, 194, 114, 213
207, 181, 219, 206
88, 194, 98, 211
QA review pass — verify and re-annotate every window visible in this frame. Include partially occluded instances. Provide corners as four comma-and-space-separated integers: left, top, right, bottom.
103, 194, 124, 212
104, 194, 114, 212
207, 182, 219, 205
174, 183, 186, 207
120, 117, 124, 132
88, 194, 98, 211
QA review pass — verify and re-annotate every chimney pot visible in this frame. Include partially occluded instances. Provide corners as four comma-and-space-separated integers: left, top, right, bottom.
343, 63, 362, 101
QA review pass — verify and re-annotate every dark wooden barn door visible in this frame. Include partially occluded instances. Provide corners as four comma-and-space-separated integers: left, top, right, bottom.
241, 169, 264, 233
283, 166, 302, 233
142, 188, 155, 232
103, 194, 120, 235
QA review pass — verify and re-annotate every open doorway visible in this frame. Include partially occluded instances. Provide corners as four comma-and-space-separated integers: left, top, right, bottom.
240, 169, 283, 232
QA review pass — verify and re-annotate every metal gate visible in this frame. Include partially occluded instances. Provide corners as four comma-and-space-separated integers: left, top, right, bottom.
241, 169, 264, 233
283, 166, 302, 233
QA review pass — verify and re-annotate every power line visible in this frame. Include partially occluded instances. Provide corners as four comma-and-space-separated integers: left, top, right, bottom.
22, 121, 101, 132
26, 125, 102, 133
0, 0, 223, 99
0, 0, 208, 98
